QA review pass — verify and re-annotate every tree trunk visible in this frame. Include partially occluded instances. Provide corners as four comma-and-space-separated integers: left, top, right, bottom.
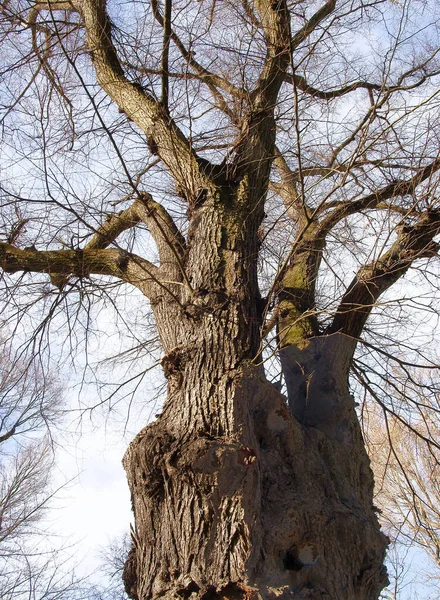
122, 337, 388, 600
121, 192, 388, 600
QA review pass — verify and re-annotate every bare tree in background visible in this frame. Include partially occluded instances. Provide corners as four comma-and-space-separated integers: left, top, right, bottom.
1, 0, 440, 598
0, 340, 88, 600
0, 339, 61, 557
367, 394, 440, 595
96, 534, 131, 600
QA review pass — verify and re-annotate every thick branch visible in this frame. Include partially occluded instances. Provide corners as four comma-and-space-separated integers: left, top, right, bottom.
291, 0, 336, 51
85, 194, 186, 280
286, 73, 383, 100
277, 227, 324, 347
65, 0, 208, 197
328, 212, 440, 339
84, 202, 141, 250
285, 67, 440, 101
231, 1, 291, 178
161, 0, 171, 110
135, 193, 187, 281
231, 1, 337, 192
271, 155, 424, 195
0, 243, 161, 298
272, 149, 309, 226
252, 0, 291, 110
0, 425, 17, 445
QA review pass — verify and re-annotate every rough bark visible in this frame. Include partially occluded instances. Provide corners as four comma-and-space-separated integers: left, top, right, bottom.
121, 191, 388, 600
123, 343, 388, 600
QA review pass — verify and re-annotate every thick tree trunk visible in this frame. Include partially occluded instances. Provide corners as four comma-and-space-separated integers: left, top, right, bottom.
121, 188, 388, 600
122, 337, 388, 600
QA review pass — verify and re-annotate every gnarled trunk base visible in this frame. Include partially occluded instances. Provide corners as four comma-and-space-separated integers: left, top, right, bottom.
123, 365, 388, 600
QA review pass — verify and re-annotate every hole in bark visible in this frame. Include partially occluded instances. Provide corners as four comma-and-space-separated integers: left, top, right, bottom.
177, 580, 201, 598
258, 436, 267, 450
284, 544, 319, 571
283, 549, 303, 571
200, 585, 217, 600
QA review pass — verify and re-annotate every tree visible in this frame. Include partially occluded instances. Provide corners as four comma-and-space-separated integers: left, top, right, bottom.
1, 0, 440, 598
0, 337, 127, 600
0, 338, 61, 556
368, 397, 440, 592
98, 534, 131, 600
0, 338, 77, 600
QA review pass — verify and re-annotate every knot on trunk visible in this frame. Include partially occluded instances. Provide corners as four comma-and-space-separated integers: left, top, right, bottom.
123, 545, 138, 600
161, 346, 189, 378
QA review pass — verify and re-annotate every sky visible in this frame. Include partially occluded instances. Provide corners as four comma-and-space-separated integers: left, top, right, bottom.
51, 421, 133, 575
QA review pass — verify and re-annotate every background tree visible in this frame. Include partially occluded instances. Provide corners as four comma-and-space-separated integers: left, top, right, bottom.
367, 393, 440, 596
0, 338, 76, 599
0, 337, 127, 600
96, 534, 131, 600
1, 1, 440, 599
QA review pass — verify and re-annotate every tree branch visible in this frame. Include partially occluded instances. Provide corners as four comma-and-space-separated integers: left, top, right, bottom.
285, 64, 440, 101
231, 1, 337, 187
0, 243, 161, 298
319, 158, 440, 233
251, 0, 291, 110
46, 0, 210, 197
290, 0, 336, 51
285, 73, 383, 100
134, 193, 188, 283
85, 193, 186, 281
150, 0, 240, 119
328, 211, 440, 339
272, 149, 309, 226
160, 0, 171, 110
231, 0, 291, 176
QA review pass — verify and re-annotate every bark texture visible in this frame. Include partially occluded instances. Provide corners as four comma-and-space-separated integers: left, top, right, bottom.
115, 152, 389, 598
123, 358, 388, 600
120, 186, 388, 600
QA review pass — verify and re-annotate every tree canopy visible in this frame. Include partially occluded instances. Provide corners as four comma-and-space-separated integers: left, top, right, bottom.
1, 1, 440, 599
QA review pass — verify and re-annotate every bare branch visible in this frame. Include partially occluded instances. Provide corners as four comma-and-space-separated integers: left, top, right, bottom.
285, 62, 440, 101
328, 211, 440, 339
85, 193, 186, 281
319, 158, 440, 232
0, 243, 161, 298
160, 0, 171, 111
39, 0, 211, 197
290, 0, 336, 51
150, 0, 240, 119
272, 148, 309, 225
231, 0, 291, 177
